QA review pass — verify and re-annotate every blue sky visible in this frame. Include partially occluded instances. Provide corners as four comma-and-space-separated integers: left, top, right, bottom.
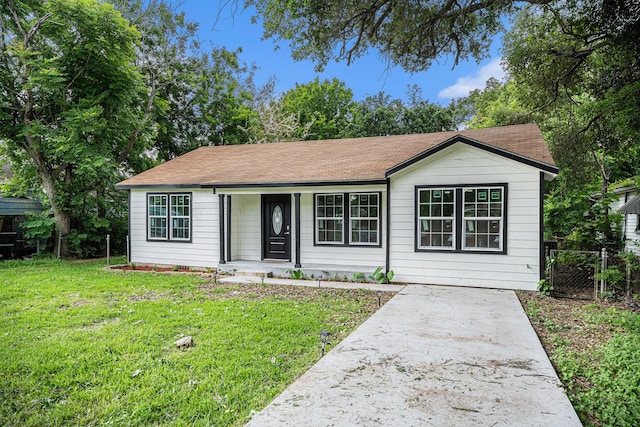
179, 1, 506, 105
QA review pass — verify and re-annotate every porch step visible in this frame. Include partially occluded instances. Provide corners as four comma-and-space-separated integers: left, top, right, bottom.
234, 270, 273, 278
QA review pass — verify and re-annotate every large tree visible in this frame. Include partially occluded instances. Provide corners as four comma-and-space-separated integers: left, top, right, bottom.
279, 77, 354, 140
502, 0, 640, 196
112, 0, 255, 159
246, 0, 554, 72
342, 87, 456, 137
0, 0, 146, 257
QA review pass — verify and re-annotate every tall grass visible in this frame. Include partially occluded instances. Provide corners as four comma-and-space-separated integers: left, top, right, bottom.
0, 259, 378, 426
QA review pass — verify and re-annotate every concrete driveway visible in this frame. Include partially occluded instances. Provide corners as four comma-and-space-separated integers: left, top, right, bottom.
247, 284, 581, 426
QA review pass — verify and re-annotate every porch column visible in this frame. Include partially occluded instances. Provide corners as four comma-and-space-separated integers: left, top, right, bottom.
294, 193, 301, 268
218, 194, 226, 264
226, 196, 232, 263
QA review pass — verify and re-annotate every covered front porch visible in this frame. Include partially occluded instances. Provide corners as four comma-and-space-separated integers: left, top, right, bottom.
215, 185, 389, 280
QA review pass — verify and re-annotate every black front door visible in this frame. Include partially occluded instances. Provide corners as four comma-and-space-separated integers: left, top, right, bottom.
262, 195, 291, 260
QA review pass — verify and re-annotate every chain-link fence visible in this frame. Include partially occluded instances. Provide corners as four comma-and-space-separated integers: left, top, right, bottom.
603, 250, 640, 297
548, 249, 640, 300
549, 250, 600, 299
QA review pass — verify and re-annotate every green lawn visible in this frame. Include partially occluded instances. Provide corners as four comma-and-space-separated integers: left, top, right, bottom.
0, 259, 381, 426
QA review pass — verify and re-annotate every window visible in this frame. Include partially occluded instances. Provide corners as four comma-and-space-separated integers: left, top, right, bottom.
463, 187, 503, 250
148, 195, 167, 239
170, 194, 190, 240
418, 188, 455, 249
316, 194, 344, 243
315, 192, 381, 246
147, 193, 191, 241
416, 185, 506, 253
350, 193, 379, 244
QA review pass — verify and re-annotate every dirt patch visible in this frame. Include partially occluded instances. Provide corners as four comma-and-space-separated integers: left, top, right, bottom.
109, 264, 204, 273
516, 291, 627, 357
197, 281, 395, 305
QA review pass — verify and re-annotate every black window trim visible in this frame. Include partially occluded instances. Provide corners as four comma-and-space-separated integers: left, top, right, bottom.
313, 191, 383, 248
414, 184, 508, 254
145, 192, 193, 243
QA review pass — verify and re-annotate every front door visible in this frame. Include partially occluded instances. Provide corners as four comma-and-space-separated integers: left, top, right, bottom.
262, 195, 291, 260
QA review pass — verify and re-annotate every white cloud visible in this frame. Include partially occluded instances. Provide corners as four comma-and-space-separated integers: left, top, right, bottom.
437, 58, 506, 100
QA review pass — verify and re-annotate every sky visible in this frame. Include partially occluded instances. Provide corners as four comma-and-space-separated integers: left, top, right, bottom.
178, 1, 507, 105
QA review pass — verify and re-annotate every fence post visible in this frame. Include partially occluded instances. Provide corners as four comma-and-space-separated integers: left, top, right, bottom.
57, 232, 62, 259
626, 253, 632, 297
600, 247, 607, 295
106, 234, 110, 266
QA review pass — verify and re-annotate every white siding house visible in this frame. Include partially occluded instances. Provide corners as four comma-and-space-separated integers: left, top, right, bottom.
612, 186, 640, 256
117, 124, 557, 290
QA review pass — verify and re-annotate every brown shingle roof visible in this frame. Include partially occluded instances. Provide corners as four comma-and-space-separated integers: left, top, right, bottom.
116, 123, 556, 188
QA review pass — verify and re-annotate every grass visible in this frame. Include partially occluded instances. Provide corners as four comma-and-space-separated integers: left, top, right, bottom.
518, 292, 640, 427
0, 258, 382, 426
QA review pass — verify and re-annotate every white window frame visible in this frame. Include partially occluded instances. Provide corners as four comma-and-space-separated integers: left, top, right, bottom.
349, 193, 380, 246
416, 184, 506, 253
170, 194, 191, 241
417, 188, 455, 250
147, 194, 168, 240
462, 187, 504, 252
315, 192, 382, 246
315, 193, 344, 244
146, 193, 191, 242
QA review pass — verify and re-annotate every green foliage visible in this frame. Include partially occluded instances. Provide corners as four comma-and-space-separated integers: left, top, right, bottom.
20, 210, 56, 245
368, 267, 394, 284
0, 0, 144, 257
352, 272, 365, 283
286, 269, 305, 280
536, 279, 554, 297
247, 0, 528, 72
280, 78, 354, 140
561, 334, 640, 426
544, 188, 623, 251
342, 87, 456, 137
459, 79, 532, 129
0, 259, 378, 425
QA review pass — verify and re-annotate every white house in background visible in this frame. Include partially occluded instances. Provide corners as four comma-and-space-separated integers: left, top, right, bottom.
116, 123, 558, 290
611, 185, 640, 256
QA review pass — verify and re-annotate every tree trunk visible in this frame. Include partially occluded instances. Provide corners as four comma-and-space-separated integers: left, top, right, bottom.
25, 135, 72, 257
40, 165, 71, 257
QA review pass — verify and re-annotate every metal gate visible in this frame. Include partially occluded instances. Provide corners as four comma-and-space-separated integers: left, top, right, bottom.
549, 250, 599, 299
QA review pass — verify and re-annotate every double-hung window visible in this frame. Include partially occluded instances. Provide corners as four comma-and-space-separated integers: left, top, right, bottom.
147, 193, 191, 241
417, 188, 455, 249
463, 187, 504, 250
315, 192, 380, 246
316, 194, 344, 244
416, 185, 506, 253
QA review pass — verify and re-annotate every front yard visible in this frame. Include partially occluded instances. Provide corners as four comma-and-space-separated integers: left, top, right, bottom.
3, 259, 639, 426
0, 259, 388, 426
518, 292, 640, 426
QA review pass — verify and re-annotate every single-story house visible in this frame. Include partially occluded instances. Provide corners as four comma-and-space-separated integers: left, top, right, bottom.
611, 185, 640, 256
116, 123, 558, 290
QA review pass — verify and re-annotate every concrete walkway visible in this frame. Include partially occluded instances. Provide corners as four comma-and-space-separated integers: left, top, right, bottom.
246, 284, 581, 426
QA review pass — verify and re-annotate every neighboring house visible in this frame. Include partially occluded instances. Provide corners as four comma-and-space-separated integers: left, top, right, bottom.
116, 123, 558, 290
0, 196, 43, 259
611, 185, 640, 256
